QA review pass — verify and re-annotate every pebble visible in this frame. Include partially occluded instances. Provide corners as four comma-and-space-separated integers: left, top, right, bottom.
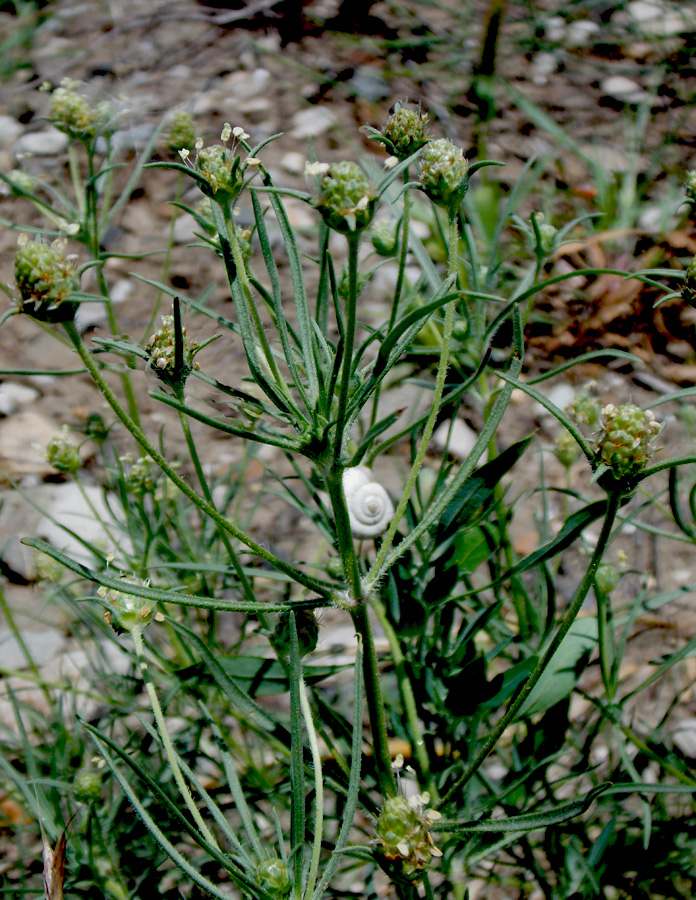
601, 75, 647, 105
672, 717, 696, 758
531, 51, 558, 85
0, 115, 23, 148
0, 627, 66, 671
620, 0, 693, 36
348, 66, 390, 102
0, 382, 40, 417
218, 68, 272, 102
565, 19, 600, 46
36, 481, 132, 564
173, 212, 200, 244
13, 127, 68, 158
0, 410, 70, 481
290, 106, 338, 139
280, 151, 306, 175
432, 418, 487, 463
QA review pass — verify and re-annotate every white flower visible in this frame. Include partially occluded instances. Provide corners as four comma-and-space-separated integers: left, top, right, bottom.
178, 148, 190, 161
220, 122, 232, 142
384, 155, 398, 169
232, 126, 249, 140
304, 160, 330, 177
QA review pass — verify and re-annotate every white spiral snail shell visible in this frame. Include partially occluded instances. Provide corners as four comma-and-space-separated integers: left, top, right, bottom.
342, 465, 395, 539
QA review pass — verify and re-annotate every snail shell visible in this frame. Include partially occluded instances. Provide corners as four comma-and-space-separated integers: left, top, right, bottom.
343, 465, 395, 539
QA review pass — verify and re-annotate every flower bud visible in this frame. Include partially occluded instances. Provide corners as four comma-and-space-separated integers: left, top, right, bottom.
74, 770, 102, 803
554, 430, 581, 469
595, 563, 619, 597
370, 220, 399, 257
45, 425, 81, 474
382, 103, 428, 161
376, 795, 442, 879
167, 109, 196, 154
567, 383, 601, 429
419, 138, 468, 209
256, 857, 291, 897
595, 403, 661, 483
196, 144, 243, 201
99, 577, 154, 634
145, 313, 200, 388
48, 78, 109, 140
314, 161, 377, 233
682, 256, 696, 308
685, 170, 696, 203
14, 236, 80, 322
270, 609, 319, 659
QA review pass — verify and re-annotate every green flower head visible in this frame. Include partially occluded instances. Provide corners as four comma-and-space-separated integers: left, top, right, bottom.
376, 793, 442, 880
313, 161, 377, 233
256, 858, 291, 897
595, 403, 661, 484
47, 78, 111, 140
14, 236, 80, 323
419, 138, 468, 209
382, 102, 429, 161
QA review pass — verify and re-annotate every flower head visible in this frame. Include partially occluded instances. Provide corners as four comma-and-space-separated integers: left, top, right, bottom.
178, 123, 256, 202
14, 235, 80, 322
48, 78, 111, 141
99, 577, 155, 634
256, 858, 291, 897
314, 161, 377, 233
682, 256, 696, 308
145, 312, 201, 388
419, 138, 468, 209
45, 424, 81, 474
595, 403, 661, 485
167, 109, 196, 154
375, 794, 442, 880
382, 102, 429, 161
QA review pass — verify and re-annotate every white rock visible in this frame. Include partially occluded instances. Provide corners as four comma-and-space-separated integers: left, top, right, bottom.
601, 75, 646, 104
673, 717, 696, 758
531, 51, 558, 84
36, 481, 132, 564
280, 151, 306, 175
0, 410, 67, 480
218, 68, 271, 101
0, 382, 40, 416
290, 106, 338, 139
432, 418, 487, 463
565, 19, 600, 46
533, 383, 576, 420
624, 0, 693, 35
543, 15, 566, 42
173, 212, 200, 244
14, 127, 68, 157
0, 115, 24, 147
0, 627, 66, 671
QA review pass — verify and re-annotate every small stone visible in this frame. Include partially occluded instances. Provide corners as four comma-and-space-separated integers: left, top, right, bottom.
290, 106, 337, 139
432, 418, 487, 462
601, 76, 646, 105
218, 68, 271, 101
348, 66, 390, 102
36, 482, 132, 563
565, 19, 600, 46
673, 717, 696, 758
280, 151, 306, 175
173, 212, 200, 244
531, 51, 558, 85
13, 127, 69, 157
0, 382, 40, 416
0, 116, 24, 147
0, 627, 66, 671
0, 411, 68, 481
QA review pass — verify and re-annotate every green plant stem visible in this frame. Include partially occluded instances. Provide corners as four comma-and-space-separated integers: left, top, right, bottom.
132, 627, 220, 851
350, 602, 397, 798
437, 489, 624, 810
299, 677, 323, 900
0, 587, 52, 708
220, 202, 296, 411
332, 233, 360, 469
62, 321, 333, 598
369, 173, 412, 432
370, 598, 434, 796
174, 391, 257, 608
143, 171, 184, 341
366, 210, 459, 583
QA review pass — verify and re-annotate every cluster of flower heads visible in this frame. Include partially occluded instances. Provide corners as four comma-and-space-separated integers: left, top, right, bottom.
44, 78, 113, 141
144, 313, 202, 388
99, 576, 161, 634
374, 754, 442, 880
595, 402, 661, 482
178, 122, 260, 202
14, 235, 80, 322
